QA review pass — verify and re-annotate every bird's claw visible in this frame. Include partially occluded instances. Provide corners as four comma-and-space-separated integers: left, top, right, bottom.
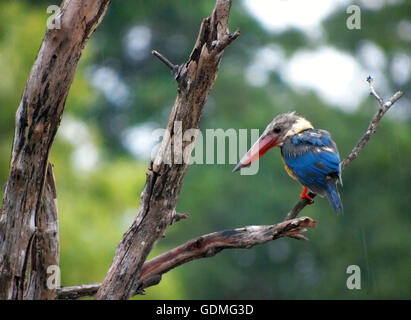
300, 187, 314, 204
300, 194, 314, 204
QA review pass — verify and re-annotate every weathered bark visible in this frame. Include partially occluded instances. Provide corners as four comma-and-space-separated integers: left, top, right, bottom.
95, 0, 240, 299
0, 0, 111, 300
139, 217, 315, 289
24, 163, 59, 300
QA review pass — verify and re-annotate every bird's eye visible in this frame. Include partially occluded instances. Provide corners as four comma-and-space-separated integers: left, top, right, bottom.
273, 127, 281, 133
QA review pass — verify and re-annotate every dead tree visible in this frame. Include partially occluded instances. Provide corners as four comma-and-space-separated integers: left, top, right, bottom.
0, 0, 111, 300
0, 0, 404, 300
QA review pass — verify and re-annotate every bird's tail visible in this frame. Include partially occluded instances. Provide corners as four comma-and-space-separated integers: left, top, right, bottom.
325, 183, 343, 214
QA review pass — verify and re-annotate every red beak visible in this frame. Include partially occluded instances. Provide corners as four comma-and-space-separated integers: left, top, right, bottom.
232, 134, 278, 172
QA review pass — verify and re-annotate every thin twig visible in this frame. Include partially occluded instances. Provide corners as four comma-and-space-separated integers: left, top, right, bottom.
212, 30, 241, 53
171, 212, 189, 225
284, 77, 404, 221
161, 212, 189, 238
341, 76, 403, 169
151, 50, 179, 77
367, 76, 384, 105
151, 50, 175, 70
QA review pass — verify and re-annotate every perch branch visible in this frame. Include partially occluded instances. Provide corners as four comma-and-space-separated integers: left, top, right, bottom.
57, 216, 316, 299
284, 77, 404, 221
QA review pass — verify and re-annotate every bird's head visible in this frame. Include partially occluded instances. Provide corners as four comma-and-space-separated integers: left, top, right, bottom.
233, 112, 313, 172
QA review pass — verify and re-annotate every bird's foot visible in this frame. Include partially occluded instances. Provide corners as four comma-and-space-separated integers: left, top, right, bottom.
300, 187, 314, 204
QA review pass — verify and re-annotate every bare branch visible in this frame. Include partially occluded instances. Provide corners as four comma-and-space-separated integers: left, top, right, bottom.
366, 76, 384, 105
151, 50, 176, 70
160, 211, 189, 238
284, 77, 404, 221
57, 283, 101, 300
212, 30, 241, 53
341, 77, 404, 169
151, 50, 179, 77
171, 211, 189, 225
57, 216, 316, 299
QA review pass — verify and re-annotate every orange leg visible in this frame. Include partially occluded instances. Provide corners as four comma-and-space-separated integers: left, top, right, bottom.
300, 187, 314, 202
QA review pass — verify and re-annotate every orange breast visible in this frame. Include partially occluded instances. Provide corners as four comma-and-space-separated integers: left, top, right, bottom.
281, 156, 298, 181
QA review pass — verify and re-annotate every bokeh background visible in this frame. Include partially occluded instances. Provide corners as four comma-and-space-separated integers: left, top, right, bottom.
1, 0, 410, 299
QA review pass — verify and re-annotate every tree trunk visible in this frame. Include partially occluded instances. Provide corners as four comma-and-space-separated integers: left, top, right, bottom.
0, 0, 111, 300
23, 163, 59, 300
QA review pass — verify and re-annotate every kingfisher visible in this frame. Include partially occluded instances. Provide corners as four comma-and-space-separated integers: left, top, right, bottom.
233, 112, 343, 213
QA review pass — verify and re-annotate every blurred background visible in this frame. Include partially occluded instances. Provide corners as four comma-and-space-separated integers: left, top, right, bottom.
0, 0, 410, 299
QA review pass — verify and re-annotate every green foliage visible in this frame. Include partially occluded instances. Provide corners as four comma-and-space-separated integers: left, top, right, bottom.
0, 0, 410, 299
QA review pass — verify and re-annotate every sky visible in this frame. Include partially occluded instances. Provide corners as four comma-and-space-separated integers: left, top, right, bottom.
243, 0, 370, 111
243, 0, 410, 113
243, 0, 351, 34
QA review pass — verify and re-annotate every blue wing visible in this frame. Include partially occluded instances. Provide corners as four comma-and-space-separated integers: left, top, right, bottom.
281, 129, 343, 212
281, 129, 342, 195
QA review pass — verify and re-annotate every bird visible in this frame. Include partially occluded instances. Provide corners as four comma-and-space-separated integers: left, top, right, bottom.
233, 112, 343, 213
